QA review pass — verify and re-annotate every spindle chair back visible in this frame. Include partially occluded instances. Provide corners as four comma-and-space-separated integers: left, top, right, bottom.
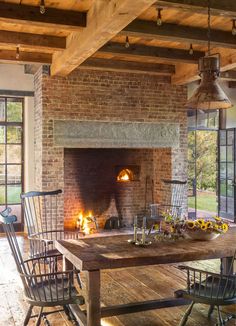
0, 208, 84, 325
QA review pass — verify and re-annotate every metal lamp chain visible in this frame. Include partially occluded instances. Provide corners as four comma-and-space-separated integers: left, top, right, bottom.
207, 0, 211, 56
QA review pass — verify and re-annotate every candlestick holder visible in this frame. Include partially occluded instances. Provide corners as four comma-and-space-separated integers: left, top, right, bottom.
135, 226, 152, 246
128, 216, 138, 244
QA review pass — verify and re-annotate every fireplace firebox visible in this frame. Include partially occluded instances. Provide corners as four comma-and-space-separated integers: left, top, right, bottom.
64, 148, 171, 230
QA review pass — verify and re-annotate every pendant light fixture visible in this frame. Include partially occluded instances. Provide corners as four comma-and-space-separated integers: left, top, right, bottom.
185, 0, 232, 110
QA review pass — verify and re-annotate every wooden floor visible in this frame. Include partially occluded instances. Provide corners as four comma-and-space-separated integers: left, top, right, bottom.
0, 234, 235, 326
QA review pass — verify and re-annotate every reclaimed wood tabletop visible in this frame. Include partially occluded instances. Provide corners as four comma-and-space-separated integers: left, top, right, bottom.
55, 228, 236, 271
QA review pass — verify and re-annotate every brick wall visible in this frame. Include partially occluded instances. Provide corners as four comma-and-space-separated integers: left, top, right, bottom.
34, 67, 188, 229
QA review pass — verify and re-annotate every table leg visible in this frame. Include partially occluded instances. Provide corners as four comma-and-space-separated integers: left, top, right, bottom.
86, 270, 101, 326
63, 256, 73, 271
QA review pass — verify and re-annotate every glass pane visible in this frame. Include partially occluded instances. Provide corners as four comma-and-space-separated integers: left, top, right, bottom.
0, 165, 5, 185
7, 165, 21, 184
7, 185, 21, 204
227, 130, 234, 145
0, 98, 5, 121
227, 198, 234, 214
220, 130, 226, 146
0, 145, 5, 163
0, 185, 5, 204
220, 146, 226, 162
0, 126, 5, 143
227, 146, 233, 162
227, 163, 234, 179
7, 99, 23, 122
220, 163, 226, 179
7, 126, 22, 144
7, 145, 21, 163
220, 196, 226, 213
227, 181, 234, 197
8, 204, 22, 223
220, 180, 227, 197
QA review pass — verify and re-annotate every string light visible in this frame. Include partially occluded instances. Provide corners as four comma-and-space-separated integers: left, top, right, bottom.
40, 0, 46, 14
189, 43, 194, 55
125, 36, 130, 48
156, 8, 163, 26
16, 46, 20, 60
232, 19, 236, 36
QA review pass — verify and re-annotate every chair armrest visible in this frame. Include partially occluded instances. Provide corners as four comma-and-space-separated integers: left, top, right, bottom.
177, 265, 229, 278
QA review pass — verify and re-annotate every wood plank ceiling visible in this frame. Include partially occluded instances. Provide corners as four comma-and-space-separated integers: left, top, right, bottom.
0, 0, 236, 84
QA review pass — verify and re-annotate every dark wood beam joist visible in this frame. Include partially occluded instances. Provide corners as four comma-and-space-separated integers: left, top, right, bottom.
97, 42, 205, 64
80, 57, 175, 75
0, 30, 66, 51
156, 0, 236, 17
0, 49, 51, 64
122, 20, 236, 50
0, 2, 86, 30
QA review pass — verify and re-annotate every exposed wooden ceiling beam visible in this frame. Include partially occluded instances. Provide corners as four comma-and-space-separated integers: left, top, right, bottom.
172, 49, 236, 85
80, 57, 175, 75
0, 49, 51, 64
0, 30, 66, 52
51, 0, 157, 76
156, 0, 236, 17
221, 70, 236, 81
0, 2, 86, 30
96, 42, 205, 64
122, 20, 236, 50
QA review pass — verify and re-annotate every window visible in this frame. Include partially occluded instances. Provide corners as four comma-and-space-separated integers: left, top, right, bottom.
0, 97, 23, 230
188, 110, 219, 219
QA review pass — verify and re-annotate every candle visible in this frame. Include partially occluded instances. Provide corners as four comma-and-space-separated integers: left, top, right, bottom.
142, 216, 147, 228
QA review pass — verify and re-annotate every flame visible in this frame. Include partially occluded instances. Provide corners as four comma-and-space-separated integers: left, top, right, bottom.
117, 168, 133, 182
76, 210, 95, 235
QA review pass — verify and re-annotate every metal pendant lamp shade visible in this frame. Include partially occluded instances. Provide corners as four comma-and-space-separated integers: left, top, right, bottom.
186, 56, 232, 110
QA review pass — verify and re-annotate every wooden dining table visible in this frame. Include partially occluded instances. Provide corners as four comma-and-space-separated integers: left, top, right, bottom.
55, 228, 236, 326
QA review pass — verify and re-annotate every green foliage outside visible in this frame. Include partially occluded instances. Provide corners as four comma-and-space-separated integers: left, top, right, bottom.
188, 131, 217, 191
188, 192, 217, 213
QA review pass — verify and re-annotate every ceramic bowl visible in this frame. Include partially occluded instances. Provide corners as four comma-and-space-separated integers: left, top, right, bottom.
185, 230, 220, 241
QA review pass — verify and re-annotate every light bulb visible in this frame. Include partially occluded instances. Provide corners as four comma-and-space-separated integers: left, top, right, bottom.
16, 47, 20, 60
157, 8, 163, 26
232, 20, 236, 36
125, 36, 130, 48
189, 44, 194, 55
40, 0, 46, 14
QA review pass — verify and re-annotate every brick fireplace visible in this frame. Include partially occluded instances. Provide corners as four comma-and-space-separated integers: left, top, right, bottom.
34, 67, 188, 230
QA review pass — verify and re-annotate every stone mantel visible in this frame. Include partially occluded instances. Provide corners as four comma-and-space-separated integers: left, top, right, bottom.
53, 120, 180, 148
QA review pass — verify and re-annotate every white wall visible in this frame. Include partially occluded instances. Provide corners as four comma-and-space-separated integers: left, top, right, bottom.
0, 63, 35, 191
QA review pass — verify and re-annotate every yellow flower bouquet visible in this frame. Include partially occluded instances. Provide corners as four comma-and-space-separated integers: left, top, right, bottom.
185, 217, 229, 241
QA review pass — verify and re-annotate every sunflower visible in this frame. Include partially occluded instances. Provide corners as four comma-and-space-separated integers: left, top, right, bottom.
196, 219, 204, 225
201, 223, 207, 231
222, 223, 229, 233
206, 221, 212, 228
214, 216, 222, 221
187, 221, 195, 229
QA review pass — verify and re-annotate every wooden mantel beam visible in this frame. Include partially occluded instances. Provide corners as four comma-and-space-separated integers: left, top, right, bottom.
122, 20, 236, 50
0, 30, 66, 52
156, 0, 236, 17
172, 49, 236, 85
51, 0, 157, 76
0, 2, 86, 30
96, 42, 205, 64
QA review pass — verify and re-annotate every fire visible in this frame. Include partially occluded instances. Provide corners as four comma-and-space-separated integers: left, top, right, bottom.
76, 211, 97, 235
117, 168, 133, 182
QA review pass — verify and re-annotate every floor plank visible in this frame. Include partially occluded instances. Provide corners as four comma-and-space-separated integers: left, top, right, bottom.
0, 234, 235, 326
